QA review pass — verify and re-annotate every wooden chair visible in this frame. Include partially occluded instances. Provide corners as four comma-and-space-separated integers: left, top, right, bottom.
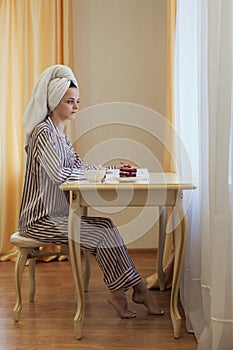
10, 231, 90, 323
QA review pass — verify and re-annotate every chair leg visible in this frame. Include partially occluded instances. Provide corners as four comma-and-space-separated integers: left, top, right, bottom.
13, 248, 29, 322
83, 250, 91, 292
29, 259, 36, 302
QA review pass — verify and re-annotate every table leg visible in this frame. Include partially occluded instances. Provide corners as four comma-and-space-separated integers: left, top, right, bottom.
82, 204, 91, 293
157, 207, 167, 291
170, 191, 187, 338
83, 250, 91, 292
68, 192, 85, 340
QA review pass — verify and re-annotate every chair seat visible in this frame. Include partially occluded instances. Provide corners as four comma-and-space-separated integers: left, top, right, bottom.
10, 232, 57, 248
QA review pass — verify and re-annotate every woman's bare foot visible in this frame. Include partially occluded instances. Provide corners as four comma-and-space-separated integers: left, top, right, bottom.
132, 281, 165, 316
106, 289, 136, 319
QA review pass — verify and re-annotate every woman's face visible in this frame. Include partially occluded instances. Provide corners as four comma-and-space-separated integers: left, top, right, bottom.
53, 87, 80, 121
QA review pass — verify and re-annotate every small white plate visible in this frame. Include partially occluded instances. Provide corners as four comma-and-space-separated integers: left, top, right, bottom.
113, 176, 144, 182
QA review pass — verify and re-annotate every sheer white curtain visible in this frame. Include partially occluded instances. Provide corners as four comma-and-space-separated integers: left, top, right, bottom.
175, 0, 233, 349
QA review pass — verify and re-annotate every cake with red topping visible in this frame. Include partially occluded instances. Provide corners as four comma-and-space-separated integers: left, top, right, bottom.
119, 164, 137, 177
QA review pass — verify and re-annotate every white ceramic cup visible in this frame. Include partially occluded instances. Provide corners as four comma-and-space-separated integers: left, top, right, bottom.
84, 169, 105, 182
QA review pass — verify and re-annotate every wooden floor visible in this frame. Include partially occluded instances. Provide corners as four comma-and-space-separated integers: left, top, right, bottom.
0, 250, 197, 350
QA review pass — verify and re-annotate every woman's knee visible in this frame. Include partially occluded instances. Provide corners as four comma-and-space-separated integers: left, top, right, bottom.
92, 216, 114, 228
102, 217, 114, 227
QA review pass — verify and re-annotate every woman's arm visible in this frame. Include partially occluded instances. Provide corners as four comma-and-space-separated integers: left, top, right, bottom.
36, 128, 95, 184
67, 139, 97, 180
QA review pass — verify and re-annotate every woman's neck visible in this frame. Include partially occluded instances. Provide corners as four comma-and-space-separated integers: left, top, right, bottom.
50, 114, 66, 134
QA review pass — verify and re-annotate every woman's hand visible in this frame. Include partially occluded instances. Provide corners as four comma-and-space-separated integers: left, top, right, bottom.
97, 164, 112, 174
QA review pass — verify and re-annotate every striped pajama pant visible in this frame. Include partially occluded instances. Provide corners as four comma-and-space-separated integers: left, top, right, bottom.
19, 216, 141, 291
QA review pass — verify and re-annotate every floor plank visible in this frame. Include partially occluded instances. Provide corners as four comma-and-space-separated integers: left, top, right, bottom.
0, 250, 197, 350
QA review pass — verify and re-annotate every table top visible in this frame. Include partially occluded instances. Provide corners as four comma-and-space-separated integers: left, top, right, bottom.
60, 171, 196, 192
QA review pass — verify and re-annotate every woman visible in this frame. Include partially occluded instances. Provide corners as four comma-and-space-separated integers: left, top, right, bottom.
19, 64, 164, 319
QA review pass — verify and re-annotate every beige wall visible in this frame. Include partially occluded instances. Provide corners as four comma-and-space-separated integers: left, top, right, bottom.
71, 0, 167, 248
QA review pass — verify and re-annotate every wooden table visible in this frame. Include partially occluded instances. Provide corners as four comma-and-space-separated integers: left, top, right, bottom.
60, 172, 195, 340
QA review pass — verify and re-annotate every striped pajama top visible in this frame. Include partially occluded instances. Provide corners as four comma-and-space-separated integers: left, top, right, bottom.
18, 116, 96, 242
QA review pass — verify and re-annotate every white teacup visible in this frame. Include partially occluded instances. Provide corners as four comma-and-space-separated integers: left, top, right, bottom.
84, 169, 105, 182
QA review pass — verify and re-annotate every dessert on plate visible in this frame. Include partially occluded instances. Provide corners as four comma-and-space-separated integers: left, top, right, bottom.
119, 163, 137, 177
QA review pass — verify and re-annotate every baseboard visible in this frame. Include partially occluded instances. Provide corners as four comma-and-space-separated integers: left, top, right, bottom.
127, 247, 157, 254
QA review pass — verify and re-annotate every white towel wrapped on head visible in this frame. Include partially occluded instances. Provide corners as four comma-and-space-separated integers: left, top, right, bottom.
23, 64, 78, 147
47, 77, 72, 112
